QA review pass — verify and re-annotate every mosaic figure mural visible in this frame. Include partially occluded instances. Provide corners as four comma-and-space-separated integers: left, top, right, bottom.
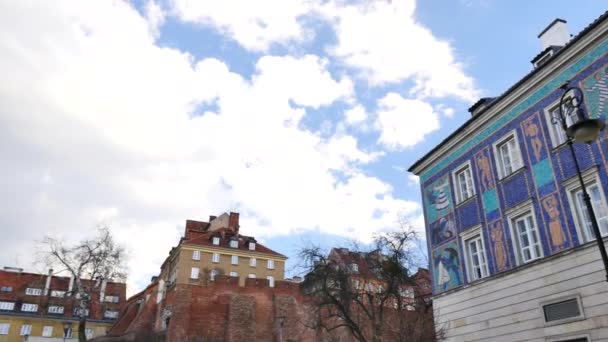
489, 220, 508, 272
475, 149, 494, 192
424, 175, 453, 224
430, 213, 457, 246
540, 192, 571, 253
582, 66, 608, 118
523, 116, 544, 163
432, 240, 463, 293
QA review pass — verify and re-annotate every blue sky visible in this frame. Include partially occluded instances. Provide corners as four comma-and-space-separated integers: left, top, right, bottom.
0, 0, 605, 294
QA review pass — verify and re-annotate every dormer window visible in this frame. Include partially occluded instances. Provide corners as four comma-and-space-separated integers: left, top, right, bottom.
249, 242, 256, 251
212, 237, 220, 246
230, 240, 238, 248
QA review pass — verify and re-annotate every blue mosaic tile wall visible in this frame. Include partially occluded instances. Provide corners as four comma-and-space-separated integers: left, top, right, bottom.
422, 38, 608, 295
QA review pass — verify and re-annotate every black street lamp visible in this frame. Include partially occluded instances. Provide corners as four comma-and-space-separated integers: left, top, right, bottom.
553, 81, 608, 282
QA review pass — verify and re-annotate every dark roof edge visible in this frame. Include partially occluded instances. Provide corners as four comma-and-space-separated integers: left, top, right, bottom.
538, 18, 567, 38
468, 97, 496, 114
408, 10, 608, 175
530, 45, 562, 64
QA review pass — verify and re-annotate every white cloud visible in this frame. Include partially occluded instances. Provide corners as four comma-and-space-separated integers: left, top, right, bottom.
321, 0, 479, 101
344, 105, 368, 125
407, 174, 420, 186
169, 0, 312, 51
146, 1, 166, 39
0, 0, 418, 294
375, 92, 440, 150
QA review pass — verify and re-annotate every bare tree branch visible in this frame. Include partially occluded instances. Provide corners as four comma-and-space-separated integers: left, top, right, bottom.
38, 225, 127, 342
299, 220, 441, 341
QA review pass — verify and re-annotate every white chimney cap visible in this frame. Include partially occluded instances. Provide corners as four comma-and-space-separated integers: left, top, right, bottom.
538, 18, 570, 50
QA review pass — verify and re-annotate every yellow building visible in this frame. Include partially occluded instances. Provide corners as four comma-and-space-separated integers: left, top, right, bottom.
0, 267, 125, 341
161, 212, 287, 288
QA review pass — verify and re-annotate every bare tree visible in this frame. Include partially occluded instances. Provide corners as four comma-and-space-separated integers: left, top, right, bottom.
39, 226, 127, 342
299, 222, 441, 342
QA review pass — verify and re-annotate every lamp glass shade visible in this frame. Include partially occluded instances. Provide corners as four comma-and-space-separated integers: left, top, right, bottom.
566, 119, 605, 144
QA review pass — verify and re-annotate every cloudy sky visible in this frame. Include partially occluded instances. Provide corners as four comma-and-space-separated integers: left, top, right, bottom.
1, 0, 605, 294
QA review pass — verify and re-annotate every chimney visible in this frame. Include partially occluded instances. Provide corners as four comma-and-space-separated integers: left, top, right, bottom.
44, 269, 53, 296
68, 276, 74, 293
100, 278, 107, 302
532, 19, 570, 68
228, 212, 240, 233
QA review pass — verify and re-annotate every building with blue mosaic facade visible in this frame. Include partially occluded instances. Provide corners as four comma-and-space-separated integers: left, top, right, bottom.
409, 13, 608, 342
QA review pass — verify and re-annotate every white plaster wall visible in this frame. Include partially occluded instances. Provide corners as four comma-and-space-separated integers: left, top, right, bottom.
434, 242, 608, 342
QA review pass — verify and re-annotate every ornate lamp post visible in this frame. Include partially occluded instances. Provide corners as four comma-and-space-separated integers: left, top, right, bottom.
553, 81, 608, 282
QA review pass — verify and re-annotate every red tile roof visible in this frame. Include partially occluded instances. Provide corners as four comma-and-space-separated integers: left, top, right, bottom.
184, 228, 286, 258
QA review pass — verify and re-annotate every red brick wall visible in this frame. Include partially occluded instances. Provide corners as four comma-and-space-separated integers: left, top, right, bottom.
160, 277, 316, 341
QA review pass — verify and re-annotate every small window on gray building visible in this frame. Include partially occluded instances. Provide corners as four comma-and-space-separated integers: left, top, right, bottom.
543, 298, 582, 323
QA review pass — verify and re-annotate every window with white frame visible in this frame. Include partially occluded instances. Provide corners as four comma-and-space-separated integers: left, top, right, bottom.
0, 301, 14, 311
42, 326, 53, 337
230, 239, 238, 248
462, 227, 489, 281
248, 274, 256, 279
20, 324, 31, 336
267, 276, 275, 287
542, 296, 584, 325
105, 295, 120, 303
192, 250, 201, 260
105, 310, 119, 319
544, 102, 569, 147
229, 271, 238, 277
73, 307, 90, 316
48, 305, 64, 314
267, 259, 275, 269
231, 255, 239, 265
509, 207, 542, 264
453, 161, 475, 203
85, 328, 95, 339
0, 323, 9, 335
25, 287, 42, 296
567, 172, 608, 243
349, 263, 358, 272
494, 133, 523, 179
249, 242, 256, 250
21, 303, 38, 312
250, 257, 257, 267
50, 290, 65, 298
212, 236, 220, 245
0, 286, 12, 292
210, 269, 218, 281
190, 267, 200, 279
212, 253, 220, 263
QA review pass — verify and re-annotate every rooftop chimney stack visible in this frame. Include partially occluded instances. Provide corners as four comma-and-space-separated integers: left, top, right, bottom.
532, 19, 571, 68
228, 212, 240, 233
44, 269, 53, 295
538, 18, 570, 50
